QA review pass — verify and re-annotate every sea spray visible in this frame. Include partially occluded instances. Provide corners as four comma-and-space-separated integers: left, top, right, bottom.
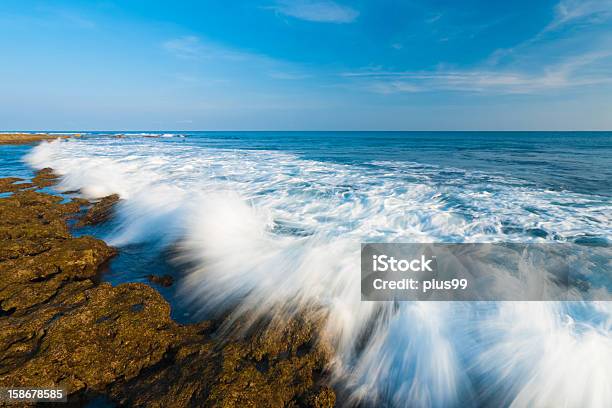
25, 136, 612, 407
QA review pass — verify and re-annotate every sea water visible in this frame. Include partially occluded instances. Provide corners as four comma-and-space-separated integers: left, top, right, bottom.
1, 131, 611, 407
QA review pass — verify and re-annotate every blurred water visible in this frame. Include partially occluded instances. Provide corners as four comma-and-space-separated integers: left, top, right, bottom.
1, 131, 611, 407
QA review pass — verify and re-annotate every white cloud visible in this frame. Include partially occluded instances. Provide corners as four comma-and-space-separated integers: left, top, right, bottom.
270, 0, 359, 23
547, 0, 612, 31
490, 0, 612, 64
161, 36, 253, 61
162, 36, 205, 59
343, 52, 612, 94
161, 35, 315, 88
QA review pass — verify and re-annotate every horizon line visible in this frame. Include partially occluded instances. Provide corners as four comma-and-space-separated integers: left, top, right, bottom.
4, 129, 612, 133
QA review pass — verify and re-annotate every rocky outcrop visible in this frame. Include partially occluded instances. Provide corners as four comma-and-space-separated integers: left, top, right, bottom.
77, 194, 120, 227
0, 170, 334, 407
31, 167, 60, 188
146, 274, 174, 287
0, 133, 75, 145
0, 178, 34, 193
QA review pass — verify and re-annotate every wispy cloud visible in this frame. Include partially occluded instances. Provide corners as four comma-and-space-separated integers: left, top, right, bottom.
547, 0, 612, 31
162, 36, 204, 59
343, 52, 612, 94
162, 36, 251, 60
269, 0, 359, 23
161, 35, 315, 88
425, 12, 442, 24
489, 0, 612, 65
358, 0, 612, 95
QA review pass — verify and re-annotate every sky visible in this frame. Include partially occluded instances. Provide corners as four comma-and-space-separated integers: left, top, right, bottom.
1, 0, 611, 130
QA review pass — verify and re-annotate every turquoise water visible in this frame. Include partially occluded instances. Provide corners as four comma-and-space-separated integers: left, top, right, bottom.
159, 131, 612, 197
4, 131, 611, 195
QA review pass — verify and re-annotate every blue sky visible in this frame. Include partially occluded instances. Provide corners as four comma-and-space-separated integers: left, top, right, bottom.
1, 0, 611, 130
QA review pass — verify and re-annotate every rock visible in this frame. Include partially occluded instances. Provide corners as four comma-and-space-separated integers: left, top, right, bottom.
0, 133, 73, 145
70, 197, 91, 206
0, 177, 34, 193
0, 236, 116, 312
0, 283, 186, 394
77, 194, 120, 226
146, 274, 174, 287
0, 191, 81, 263
31, 167, 60, 188
305, 387, 336, 408
0, 184, 115, 313
0, 175, 335, 407
107, 311, 332, 408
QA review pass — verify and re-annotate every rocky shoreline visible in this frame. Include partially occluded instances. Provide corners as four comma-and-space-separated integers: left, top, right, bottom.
0, 134, 77, 145
0, 167, 335, 407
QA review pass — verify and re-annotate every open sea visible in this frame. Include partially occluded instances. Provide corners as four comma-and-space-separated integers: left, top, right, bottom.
1, 131, 611, 407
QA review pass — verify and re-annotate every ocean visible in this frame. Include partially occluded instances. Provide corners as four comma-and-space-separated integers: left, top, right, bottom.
1, 131, 611, 407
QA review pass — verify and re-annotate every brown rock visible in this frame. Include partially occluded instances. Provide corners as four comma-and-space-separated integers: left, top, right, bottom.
305, 387, 336, 408
0, 184, 116, 313
146, 274, 174, 287
70, 197, 91, 206
0, 133, 73, 145
31, 167, 60, 188
77, 194, 120, 226
0, 176, 335, 407
0, 283, 185, 394
0, 177, 34, 193
0, 191, 81, 262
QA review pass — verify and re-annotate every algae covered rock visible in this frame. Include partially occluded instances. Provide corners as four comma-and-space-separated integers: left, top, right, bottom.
0, 177, 34, 193
0, 133, 72, 145
77, 194, 120, 226
0, 283, 186, 394
0, 174, 335, 407
31, 167, 60, 188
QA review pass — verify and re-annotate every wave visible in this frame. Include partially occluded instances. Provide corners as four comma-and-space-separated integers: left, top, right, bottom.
25, 138, 612, 407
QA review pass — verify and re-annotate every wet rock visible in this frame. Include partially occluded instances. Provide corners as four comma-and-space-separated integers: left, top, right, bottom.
0, 184, 116, 312
0, 283, 186, 394
107, 312, 332, 408
0, 236, 116, 312
70, 197, 91, 206
31, 167, 60, 188
0, 175, 335, 407
146, 274, 174, 287
0, 191, 80, 262
77, 194, 120, 226
305, 387, 336, 408
0, 133, 73, 145
0, 177, 34, 193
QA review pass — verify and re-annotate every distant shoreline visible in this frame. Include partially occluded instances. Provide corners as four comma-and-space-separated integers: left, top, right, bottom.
0, 133, 79, 145
3, 130, 612, 134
